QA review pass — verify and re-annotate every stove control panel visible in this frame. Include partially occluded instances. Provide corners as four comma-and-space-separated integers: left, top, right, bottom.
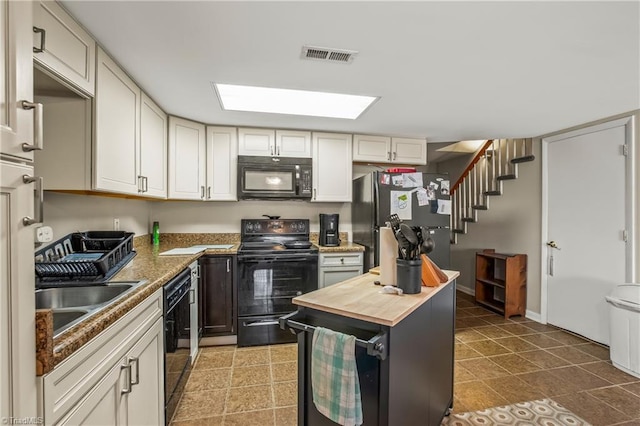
242, 219, 309, 237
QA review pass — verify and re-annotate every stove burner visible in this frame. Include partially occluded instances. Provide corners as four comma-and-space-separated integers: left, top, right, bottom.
239, 218, 316, 255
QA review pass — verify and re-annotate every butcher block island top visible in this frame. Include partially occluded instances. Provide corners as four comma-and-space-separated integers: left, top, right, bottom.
293, 270, 459, 327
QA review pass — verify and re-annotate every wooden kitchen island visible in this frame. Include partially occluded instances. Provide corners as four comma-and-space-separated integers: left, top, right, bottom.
280, 270, 459, 426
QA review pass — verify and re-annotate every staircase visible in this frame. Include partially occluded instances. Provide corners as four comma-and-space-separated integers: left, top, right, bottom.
450, 138, 536, 244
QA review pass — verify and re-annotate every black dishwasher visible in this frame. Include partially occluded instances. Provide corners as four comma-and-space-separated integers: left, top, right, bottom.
164, 268, 192, 424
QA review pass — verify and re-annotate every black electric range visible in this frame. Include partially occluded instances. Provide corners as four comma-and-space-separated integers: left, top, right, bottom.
236, 219, 318, 346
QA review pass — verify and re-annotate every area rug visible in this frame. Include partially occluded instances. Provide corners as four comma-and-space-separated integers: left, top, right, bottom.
441, 398, 591, 425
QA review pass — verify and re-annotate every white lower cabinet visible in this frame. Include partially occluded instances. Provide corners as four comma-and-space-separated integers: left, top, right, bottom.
318, 252, 363, 288
311, 132, 352, 202
40, 289, 164, 426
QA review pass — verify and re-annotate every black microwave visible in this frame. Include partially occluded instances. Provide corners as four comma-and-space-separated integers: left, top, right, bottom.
237, 155, 312, 200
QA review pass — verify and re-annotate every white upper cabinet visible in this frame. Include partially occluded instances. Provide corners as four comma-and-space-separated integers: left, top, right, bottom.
206, 126, 238, 201
237, 128, 274, 156
140, 94, 167, 198
168, 116, 206, 200
353, 135, 427, 165
94, 47, 140, 195
238, 128, 311, 158
352, 134, 391, 163
392, 137, 427, 165
1, 0, 36, 161
312, 132, 352, 202
33, 1, 96, 96
275, 130, 311, 157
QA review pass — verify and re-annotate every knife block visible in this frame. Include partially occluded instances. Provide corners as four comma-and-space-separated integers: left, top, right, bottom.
421, 254, 448, 287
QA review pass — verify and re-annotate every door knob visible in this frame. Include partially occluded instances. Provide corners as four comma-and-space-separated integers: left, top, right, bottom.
546, 241, 561, 250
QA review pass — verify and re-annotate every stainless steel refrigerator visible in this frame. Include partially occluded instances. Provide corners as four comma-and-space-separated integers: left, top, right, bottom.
352, 171, 451, 271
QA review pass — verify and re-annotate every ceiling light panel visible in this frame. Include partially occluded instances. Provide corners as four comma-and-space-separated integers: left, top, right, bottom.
214, 83, 378, 120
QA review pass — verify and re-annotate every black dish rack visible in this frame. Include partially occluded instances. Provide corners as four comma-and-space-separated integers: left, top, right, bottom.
35, 231, 136, 284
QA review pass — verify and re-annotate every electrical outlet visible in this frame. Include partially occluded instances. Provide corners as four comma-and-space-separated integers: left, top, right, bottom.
35, 226, 54, 243
113, 218, 120, 231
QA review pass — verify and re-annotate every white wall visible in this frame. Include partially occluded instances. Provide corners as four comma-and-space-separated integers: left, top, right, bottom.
451, 140, 542, 313
43, 192, 352, 238
150, 200, 351, 236
42, 192, 150, 239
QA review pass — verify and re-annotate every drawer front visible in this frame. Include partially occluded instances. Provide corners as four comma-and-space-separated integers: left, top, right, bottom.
42, 288, 162, 424
320, 253, 363, 267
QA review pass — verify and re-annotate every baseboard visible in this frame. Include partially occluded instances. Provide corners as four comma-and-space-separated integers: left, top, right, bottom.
456, 285, 475, 296
526, 310, 543, 323
200, 335, 237, 346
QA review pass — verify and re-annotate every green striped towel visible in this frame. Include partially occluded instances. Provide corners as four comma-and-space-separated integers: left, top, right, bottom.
311, 327, 363, 426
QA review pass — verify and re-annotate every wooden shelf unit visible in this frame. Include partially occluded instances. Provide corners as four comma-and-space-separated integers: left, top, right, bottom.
475, 249, 527, 318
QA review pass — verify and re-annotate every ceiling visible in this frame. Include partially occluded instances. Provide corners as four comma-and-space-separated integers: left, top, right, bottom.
61, 1, 639, 143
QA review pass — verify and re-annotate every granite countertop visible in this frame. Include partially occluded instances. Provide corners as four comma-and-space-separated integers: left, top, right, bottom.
293, 270, 460, 327
36, 233, 240, 375
310, 232, 365, 253
35, 232, 364, 375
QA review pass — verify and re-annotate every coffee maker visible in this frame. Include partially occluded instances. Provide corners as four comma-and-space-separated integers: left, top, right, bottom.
319, 214, 340, 247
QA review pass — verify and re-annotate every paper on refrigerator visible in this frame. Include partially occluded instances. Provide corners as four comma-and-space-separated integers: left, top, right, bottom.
390, 190, 412, 220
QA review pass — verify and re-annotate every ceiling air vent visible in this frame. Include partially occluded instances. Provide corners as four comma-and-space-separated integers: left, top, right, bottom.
301, 45, 358, 64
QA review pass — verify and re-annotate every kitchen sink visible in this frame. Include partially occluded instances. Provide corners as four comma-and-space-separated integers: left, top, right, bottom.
36, 283, 139, 309
36, 281, 146, 336
52, 309, 90, 332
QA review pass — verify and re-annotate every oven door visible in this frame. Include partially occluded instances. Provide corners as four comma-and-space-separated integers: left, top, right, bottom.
237, 254, 318, 317
237, 254, 317, 346
164, 283, 191, 423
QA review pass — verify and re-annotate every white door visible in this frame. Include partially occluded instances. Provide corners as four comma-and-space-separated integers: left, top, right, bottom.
392, 137, 427, 165
140, 94, 167, 198
57, 359, 124, 425
1, 0, 36, 161
352, 134, 391, 163
312, 132, 352, 202
123, 318, 164, 426
237, 128, 274, 156
275, 130, 311, 157
94, 47, 140, 194
1, 161, 38, 420
168, 116, 206, 200
33, 0, 96, 96
206, 126, 237, 200
543, 117, 631, 345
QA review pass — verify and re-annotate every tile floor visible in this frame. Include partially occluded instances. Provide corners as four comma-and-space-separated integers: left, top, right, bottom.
171, 291, 640, 425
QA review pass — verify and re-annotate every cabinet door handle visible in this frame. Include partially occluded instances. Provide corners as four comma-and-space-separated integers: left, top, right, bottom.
340, 258, 344, 264
393, 151, 397, 160
270, 145, 274, 156
196, 264, 201, 279
549, 255, 554, 277
226, 258, 230, 273
20, 101, 44, 152
22, 175, 43, 226
137, 176, 143, 193
143, 176, 148, 193
276, 146, 280, 156
313, 188, 317, 200
121, 362, 132, 394
207, 186, 211, 199
189, 288, 195, 304
128, 356, 140, 386
200, 186, 205, 199
33, 26, 46, 53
